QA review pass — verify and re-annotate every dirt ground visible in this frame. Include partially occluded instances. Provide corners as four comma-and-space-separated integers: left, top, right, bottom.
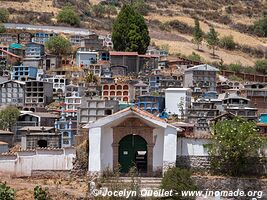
0, 175, 89, 200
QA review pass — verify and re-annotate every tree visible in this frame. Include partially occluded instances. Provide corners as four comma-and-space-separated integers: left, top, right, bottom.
0, 182, 15, 200
255, 59, 267, 74
219, 35, 235, 50
112, 4, 150, 54
0, 23, 5, 33
0, 8, 9, 23
0, 106, 20, 131
207, 26, 219, 56
45, 36, 72, 56
57, 6, 80, 26
132, 0, 149, 16
161, 167, 197, 200
254, 16, 267, 37
192, 19, 203, 50
207, 117, 264, 176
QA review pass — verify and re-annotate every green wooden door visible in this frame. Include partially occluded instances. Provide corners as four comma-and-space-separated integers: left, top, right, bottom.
119, 135, 147, 173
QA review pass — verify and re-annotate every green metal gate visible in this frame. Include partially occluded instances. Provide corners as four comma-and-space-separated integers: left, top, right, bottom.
118, 134, 147, 173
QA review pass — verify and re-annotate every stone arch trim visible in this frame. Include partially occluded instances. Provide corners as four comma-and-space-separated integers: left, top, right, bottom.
112, 117, 154, 175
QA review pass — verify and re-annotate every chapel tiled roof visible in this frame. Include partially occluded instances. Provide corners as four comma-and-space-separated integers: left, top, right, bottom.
114, 106, 166, 123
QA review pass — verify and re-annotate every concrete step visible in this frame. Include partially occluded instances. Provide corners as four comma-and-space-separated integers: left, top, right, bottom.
104, 177, 162, 182
102, 183, 161, 190
101, 177, 162, 189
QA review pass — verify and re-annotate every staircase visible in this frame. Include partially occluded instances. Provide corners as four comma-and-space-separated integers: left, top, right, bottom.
101, 177, 162, 190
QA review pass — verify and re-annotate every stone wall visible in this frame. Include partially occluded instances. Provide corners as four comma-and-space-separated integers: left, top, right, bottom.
193, 176, 267, 199
177, 156, 267, 175
176, 156, 210, 170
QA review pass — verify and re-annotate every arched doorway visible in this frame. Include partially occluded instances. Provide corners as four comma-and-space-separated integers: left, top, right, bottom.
119, 134, 147, 173
37, 140, 48, 148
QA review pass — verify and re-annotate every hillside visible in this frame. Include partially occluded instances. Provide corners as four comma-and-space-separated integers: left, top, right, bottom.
1, 0, 266, 66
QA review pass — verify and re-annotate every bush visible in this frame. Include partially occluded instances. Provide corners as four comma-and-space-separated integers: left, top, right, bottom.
236, 44, 265, 58
228, 75, 243, 81
230, 23, 254, 35
57, 6, 80, 26
161, 167, 197, 200
91, 4, 106, 18
132, 0, 149, 16
219, 35, 236, 50
34, 186, 50, 200
0, 8, 9, 23
0, 182, 15, 200
0, 23, 6, 33
76, 139, 89, 169
105, 5, 117, 17
228, 63, 242, 73
255, 59, 267, 74
254, 16, 267, 37
167, 20, 194, 34
187, 52, 202, 62
242, 66, 256, 74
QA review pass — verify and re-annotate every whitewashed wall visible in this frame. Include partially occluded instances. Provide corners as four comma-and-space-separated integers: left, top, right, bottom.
177, 138, 210, 156
101, 127, 113, 170
152, 128, 164, 171
0, 148, 76, 177
163, 126, 177, 170
165, 89, 191, 116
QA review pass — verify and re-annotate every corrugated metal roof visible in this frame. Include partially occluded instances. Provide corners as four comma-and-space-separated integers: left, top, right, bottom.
185, 64, 219, 72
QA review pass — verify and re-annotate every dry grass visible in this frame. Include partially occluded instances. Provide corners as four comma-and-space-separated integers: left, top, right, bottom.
146, 14, 267, 47
0, 176, 88, 200
90, 0, 101, 5
152, 37, 255, 66
0, 0, 59, 13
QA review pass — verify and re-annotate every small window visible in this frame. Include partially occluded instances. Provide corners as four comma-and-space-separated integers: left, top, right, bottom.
63, 132, 69, 137
105, 109, 112, 115
63, 139, 69, 145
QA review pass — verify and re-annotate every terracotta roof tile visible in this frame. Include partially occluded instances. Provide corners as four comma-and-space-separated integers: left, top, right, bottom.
0, 141, 8, 145
114, 106, 166, 123
0, 130, 14, 135
0, 49, 22, 58
0, 152, 16, 156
